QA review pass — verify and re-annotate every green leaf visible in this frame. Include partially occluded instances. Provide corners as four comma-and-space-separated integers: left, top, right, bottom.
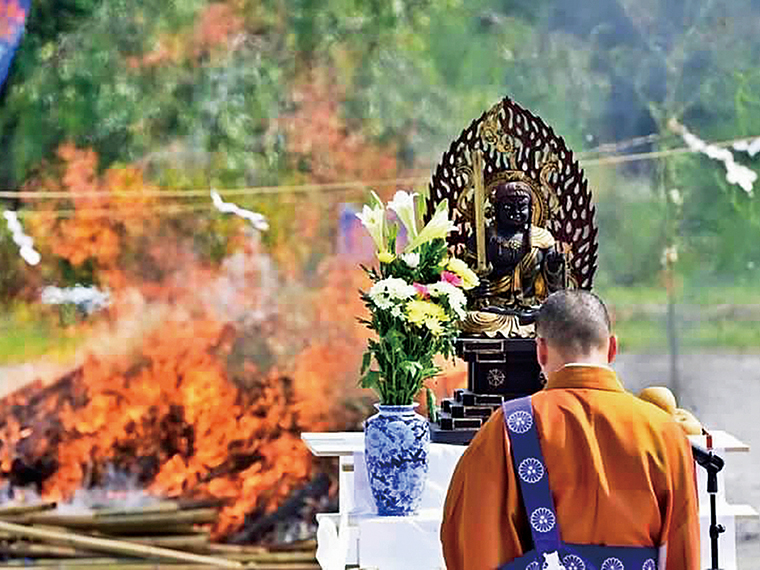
387, 222, 399, 254
360, 350, 372, 374
361, 370, 381, 390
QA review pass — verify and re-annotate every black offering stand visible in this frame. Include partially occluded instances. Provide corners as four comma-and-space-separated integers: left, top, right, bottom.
430, 336, 544, 445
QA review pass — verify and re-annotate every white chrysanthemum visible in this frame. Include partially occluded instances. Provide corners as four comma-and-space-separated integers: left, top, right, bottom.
368, 277, 418, 310
427, 281, 467, 319
401, 252, 420, 268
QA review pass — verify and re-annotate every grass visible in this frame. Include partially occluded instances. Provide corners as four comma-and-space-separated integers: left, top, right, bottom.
599, 282, 760, 307
599, 282, 760, 353
0, 281, 758, 364
0, 304, 87, 365
615, 317, 760, 353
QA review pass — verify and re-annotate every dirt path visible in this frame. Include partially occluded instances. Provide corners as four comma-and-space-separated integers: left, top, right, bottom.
615, 353, 760, 569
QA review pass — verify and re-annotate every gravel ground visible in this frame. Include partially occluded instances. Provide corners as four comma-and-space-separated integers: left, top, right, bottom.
615, 353, 760, 569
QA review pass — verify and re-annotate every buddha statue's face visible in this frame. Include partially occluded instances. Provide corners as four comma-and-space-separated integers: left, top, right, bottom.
494, 184, 531, 229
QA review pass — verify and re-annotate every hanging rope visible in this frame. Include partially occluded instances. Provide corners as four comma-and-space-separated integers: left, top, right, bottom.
1, 134, 758, 216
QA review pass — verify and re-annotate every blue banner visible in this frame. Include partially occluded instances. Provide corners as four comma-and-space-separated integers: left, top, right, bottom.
0, 0, 30, 90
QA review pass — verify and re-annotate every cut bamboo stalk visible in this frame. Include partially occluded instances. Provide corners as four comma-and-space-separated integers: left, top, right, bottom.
10, 507, 217, 531
0, 558, 223, 570
119, 533, 210, 549
0, 502, 57, 516
0, 558, 240, 570
204, 542, 268, 554
0, 541, 96, 558
222, 551, 317, 562
0, 558, 130, 567
265, 538, 317, 552
112, 523, 200, 536
0, 520, 243, 568
92, 500, 180, 517
240, 562, 320, 570
0, 563, 222, 569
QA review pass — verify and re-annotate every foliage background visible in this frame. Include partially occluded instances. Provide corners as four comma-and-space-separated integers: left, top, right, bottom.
2, 0, 760, 556
2, 0, 760, 359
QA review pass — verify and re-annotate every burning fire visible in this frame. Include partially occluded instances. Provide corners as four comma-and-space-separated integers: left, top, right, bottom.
0, 136, 396, 541
0, 316, 324, 537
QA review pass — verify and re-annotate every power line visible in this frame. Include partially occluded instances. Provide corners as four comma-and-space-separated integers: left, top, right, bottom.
2, 135, 758, 212
0, 176, 428, 200
11, 203, 217, 219
582, 132, 666, 156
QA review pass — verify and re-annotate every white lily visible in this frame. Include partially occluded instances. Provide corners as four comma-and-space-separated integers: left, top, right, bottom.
403, 199, 455, 253
356, 199, 387, 253
387, 190, 419, 239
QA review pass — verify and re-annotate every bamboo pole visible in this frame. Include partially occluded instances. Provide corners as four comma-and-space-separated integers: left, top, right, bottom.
204, 543, 268, 555
0, 541, 96, 558
0, 502, 57, 516
0, 520, 243, 568
119, 533, 210, 549
0, 558, 320, 570
265, 538, 317, 552
222, 551, 317, 562
240, 561, 321, 570
92, 500, 180, 517
8, 507, 217, 532
0, 558, 220, 570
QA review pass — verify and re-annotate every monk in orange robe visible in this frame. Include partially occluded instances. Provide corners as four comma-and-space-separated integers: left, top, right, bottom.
441, 290, 700, 570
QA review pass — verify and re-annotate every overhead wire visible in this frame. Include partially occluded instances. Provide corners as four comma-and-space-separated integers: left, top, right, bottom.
1, 134, 759, 217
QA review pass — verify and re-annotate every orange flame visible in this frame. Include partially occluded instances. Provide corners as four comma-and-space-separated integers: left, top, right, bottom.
0, 318, 320, 537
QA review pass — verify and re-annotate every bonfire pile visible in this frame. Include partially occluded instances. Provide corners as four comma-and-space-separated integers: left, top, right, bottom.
0, 317, 330, 538
0, 499, 319, 569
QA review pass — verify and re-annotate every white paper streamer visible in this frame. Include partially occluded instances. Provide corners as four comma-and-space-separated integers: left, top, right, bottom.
733, 137, 760, 158
41, 284, 111, 314
2, 210, 41, 265
210, 189, 269, 231
670, 120, 757, 195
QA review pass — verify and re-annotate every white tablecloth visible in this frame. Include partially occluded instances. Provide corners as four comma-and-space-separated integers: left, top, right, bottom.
316, 442, 465, 570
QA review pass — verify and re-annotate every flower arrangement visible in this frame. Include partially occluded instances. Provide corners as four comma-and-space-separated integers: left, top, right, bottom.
357, 190, 479, 406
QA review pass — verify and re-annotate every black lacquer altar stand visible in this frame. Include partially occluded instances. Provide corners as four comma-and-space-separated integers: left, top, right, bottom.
431, 336, 544, 445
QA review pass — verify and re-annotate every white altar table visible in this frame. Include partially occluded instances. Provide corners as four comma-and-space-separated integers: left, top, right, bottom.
303, 430, 757, 570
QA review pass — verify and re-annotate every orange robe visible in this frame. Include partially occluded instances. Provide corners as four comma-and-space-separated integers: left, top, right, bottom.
441, 365, 700, 570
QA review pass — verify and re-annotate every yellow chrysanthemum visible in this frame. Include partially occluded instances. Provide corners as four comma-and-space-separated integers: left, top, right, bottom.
445, 257, 480, 290
424, 318, 444, 336
406, 300, 449, 334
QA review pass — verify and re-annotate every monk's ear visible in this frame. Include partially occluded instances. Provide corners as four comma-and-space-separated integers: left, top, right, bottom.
607, 334, 618, 364
536, 336, 549, 368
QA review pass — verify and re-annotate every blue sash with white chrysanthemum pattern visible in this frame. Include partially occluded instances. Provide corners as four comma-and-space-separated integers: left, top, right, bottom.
497, 396, 659, 570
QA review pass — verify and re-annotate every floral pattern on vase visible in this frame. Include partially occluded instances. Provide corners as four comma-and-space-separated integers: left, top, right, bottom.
364, 404, 430, 516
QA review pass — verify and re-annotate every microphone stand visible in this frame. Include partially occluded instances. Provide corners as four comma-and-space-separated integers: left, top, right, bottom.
691, 442, 726, 570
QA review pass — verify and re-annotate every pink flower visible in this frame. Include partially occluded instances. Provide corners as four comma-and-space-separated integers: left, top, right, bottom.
413, 283, 430, 299
441, 271, 463, 287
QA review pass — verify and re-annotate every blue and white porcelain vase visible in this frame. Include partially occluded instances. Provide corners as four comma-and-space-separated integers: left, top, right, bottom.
364, 403, 430, 516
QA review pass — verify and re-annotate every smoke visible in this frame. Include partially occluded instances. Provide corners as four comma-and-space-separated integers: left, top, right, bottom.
40, 285, 111, 315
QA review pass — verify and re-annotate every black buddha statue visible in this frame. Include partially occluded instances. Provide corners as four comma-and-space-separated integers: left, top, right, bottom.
462, 180, 566, 337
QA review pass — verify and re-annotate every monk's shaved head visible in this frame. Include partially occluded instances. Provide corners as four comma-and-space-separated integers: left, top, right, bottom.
535, 290, 611, 357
